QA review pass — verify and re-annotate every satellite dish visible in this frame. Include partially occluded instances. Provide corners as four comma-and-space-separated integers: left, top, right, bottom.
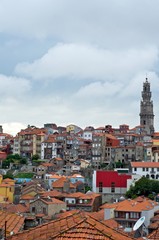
133, 216, 145, 231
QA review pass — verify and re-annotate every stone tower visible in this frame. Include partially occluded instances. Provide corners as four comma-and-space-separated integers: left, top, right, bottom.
140, 78, 154, 134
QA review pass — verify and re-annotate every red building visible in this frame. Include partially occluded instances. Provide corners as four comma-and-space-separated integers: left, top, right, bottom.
92, 170, 132, 203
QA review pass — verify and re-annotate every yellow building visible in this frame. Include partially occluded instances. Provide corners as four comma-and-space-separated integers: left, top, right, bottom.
66, 124, 82, 134
0, 175, 15, 203
153, 139, 159, 146
17, 127, 46, 158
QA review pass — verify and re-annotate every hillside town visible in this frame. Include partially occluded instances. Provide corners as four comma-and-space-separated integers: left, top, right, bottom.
0, 78, 158, 239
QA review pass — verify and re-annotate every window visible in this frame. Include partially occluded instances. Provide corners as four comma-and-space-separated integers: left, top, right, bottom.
43, 207, 46, 214
111, 182, 115, 193
130, 212, 140, 219
134, 168, 137, 172
143, 168, 145, 171
99, 182, 103, 193
116, 211, 125, 218
32, 207, 35, 213
146, 168, 148, 171
157, 168, 159, 172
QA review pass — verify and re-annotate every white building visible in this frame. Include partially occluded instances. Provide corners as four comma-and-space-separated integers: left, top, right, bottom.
13, 137, 20, 155
131, 162, 159, 179
41, 140, 57, 159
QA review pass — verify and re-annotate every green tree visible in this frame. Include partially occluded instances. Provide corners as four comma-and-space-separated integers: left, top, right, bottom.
2, 160, 10, 169
32, 154, 39, 161
126, 176, 159, 199
20, 158, 27, 164
3, 173, 14, 179
2, 154, 28, 169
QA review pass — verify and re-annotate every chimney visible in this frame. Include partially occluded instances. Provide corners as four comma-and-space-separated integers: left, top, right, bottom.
63, 178, 70, 193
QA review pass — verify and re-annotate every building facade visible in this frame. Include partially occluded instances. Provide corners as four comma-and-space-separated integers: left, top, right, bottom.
92, 170, 132, 202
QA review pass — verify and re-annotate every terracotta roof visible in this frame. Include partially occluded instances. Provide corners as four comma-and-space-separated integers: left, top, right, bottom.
153, 139, 159, 142
101, 197, 158, 213
6, 204, 29, 213
70, 174, 84, 178
0, 152, 7, 159
52, 177, 76, 189
153, 132, 159, 137
64, 192, 84, 198
3, 178, 15, 182
0, 210, 24, 236
54, 157, 63, 161
73, 180, 84, 187
148, 227, 159, 239
136, 142, 144, 146
55, 209, 78, 219
40, 197, 65, 205
7, 210, 134, 240
103, 218, 119, 229
49, 174, 64, 179
148, 221, 159, 230
43, 138, 56, 143
95, 127, 105, 130
37, 132, 45, 136
36, 213, 45, 217
131, 162, 159, 168
0, 183, 14, 187
41, 163, 53, 167
100, 202, 118, 209
87, 209, 104, 221
20, 194, 35, 200
40, 190, 62, 198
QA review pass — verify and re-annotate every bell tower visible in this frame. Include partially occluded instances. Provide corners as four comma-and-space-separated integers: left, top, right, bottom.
140, 78, 154, 134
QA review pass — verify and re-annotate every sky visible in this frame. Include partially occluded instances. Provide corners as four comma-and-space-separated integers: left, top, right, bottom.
0, 0, 159, 136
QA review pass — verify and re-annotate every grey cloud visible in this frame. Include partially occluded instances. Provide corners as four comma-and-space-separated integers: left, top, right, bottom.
1, 0, 159, 135
0, 75, 31, 97
15, 43, 158, 82
0, 0, 159, 48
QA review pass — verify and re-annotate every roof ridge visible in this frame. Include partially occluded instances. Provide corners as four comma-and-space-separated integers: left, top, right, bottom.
49, 211, 86, 239
85, 214, 134, 239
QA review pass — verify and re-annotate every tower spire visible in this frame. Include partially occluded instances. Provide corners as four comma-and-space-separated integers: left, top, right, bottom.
139, 78, 154, 134
145, 73, 148, 82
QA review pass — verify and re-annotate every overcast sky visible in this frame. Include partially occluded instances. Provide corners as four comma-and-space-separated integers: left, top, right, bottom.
0, 0, 159, 136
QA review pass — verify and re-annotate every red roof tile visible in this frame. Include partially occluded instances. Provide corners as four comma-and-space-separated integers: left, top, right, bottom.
131, 162, 159, 168
0, 210, 24, 236
102, 197, 158, 213
7, 210, 134, 240
52, 177, 76, 189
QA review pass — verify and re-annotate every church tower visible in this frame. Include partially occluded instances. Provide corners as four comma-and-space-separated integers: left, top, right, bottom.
140, 78, 154, 134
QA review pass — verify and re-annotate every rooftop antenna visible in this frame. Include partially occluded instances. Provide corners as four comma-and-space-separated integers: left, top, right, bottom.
133, 216, 146, 238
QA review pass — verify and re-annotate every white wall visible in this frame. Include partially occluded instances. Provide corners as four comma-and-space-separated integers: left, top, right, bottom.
65, 198, 76, 204
92, 171, 96, 193
132, 167, 159, 179
127, 175, 141, 191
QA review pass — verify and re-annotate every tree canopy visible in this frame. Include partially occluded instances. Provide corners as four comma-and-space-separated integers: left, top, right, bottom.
2, 154, 27, 169
32, 154, 39, 161
126, 176, 159, 199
